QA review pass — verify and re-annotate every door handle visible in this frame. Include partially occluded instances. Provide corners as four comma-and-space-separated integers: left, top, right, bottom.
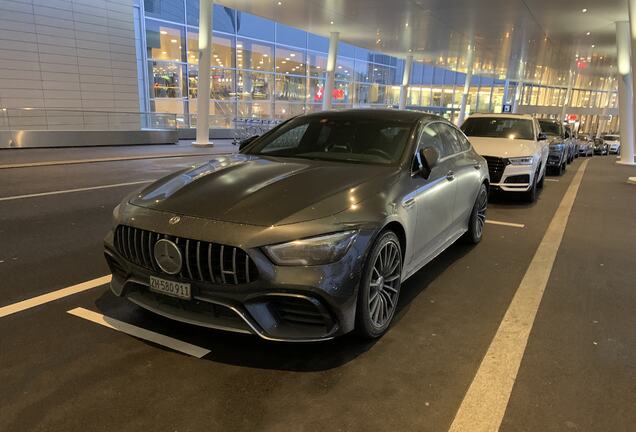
446, 170, 455, 181
402, 198, 416, 209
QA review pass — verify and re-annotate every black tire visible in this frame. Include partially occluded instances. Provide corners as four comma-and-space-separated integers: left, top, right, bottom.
524, 172, 538, 203
559, 161, 566, 176
356, 231, 402, 339
537, 168, 545, 189
464, 183, 488, 244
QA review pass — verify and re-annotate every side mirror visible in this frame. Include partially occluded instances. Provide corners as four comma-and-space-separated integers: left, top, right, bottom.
416, 146, 439, 179
538, 132, 548, 141
238, 135, 259, 151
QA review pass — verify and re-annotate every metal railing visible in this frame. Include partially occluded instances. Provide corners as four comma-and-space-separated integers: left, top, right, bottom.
0, 108, 177, 131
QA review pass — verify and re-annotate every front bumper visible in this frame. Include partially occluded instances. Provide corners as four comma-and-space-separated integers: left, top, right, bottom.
490, 164, 534, 192
547, 152, 565, 167
104, 215, 375, 342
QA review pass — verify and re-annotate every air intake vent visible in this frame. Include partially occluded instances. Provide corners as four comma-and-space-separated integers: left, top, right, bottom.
482, 156, 510, 183
114, 225, 258, 285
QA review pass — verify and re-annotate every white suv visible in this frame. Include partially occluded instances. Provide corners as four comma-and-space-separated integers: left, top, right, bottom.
603, 134, 621, 154
461, 114, 549, 202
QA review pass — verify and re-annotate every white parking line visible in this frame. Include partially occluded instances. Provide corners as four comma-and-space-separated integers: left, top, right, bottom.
67, 307, 211, 358
485, 219, 525, 228
449, 160, 589, 432
545, 178, 560, 182
0, 152, 220, 169
0, 180, 153, 202
0, 275, 111, 318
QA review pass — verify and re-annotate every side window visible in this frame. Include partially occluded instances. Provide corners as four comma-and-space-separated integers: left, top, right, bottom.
260, 123, 309, 153
431, 123, 460, 156
453, 128, 472, 152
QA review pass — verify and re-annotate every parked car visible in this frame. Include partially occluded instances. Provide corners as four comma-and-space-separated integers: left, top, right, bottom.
564, 125, 577, 162
603, 134, 621, 154
461, 113, 549, 202
538, 119, 568, 175
104, 109, 490, 341
594, 138, 609, 155
577, 134, 594, 157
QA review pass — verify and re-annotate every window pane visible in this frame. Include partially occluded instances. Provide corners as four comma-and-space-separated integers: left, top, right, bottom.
237, 38, 274, 72
335, 57, 354, 82
333, 81, 352, 105
144, 0, 185, 24
187, 31, 235, 67
276, 23, 307, 48
275, 75, 305, 101
309, 78, 325, 103
237, 71, 273, 101
307, 51, 326, 78
146, 20, 185, 62
308, 34, 328, 52
354, 60, 370, 82
276, 46, 306, 76
210, 68, 236, 100
237, 12, 275, 40
149, 61, 185, 98
186, 2, 236, 32
238, 101, 274, 119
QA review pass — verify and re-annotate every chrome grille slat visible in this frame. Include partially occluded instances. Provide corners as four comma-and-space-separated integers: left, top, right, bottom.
207, 243, 215, 283
114, 225, 257, 286
220, 245, 226, 284
196, 242, 204, 281
244, 255, 250, 284
139, 230, 147, 268
232, 248, 238, 285
185, 239, 193, 280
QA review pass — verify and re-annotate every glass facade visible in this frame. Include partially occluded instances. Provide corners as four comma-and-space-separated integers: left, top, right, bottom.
140, 1, 617, 129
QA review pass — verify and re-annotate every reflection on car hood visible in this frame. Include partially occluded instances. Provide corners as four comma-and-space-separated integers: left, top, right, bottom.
130, 154, 396, 226
468, 137, 539, 158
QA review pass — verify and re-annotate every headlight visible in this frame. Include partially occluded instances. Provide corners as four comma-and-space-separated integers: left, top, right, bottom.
263, 230, 358, 266
508, 156, 534, 165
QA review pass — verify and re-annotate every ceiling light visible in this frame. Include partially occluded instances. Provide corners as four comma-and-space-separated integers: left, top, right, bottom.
160, 31, 167, 35
171, 39, 177, 43
290, 53, 296, 57
277, 1, 282, 4
586, 32, 591, 36
592, 44, 595, 48
263, 54, 269, 57
582, 8, 588, 13
330, 21, 334, 25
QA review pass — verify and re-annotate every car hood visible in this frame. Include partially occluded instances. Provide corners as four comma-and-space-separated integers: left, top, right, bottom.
469, 137, 539, 158
130, 154, 396, 226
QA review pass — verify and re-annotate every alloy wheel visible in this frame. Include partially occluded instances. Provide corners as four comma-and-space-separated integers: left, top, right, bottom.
475, 187, 488, 239
368, 240, 401, 328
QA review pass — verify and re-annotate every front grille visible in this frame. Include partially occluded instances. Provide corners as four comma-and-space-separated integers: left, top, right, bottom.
483, 156, 510, 183
269, 297, 328, 329
114, 225, 258, 285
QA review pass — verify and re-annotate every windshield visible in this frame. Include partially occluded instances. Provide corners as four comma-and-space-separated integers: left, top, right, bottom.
538, 120, 562, 137
603, 135, 619, 141
244, 115, 414, 165
461, 117, 534, 141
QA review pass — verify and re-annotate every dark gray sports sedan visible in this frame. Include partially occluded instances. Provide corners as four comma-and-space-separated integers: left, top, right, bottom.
104, 109, 489, 341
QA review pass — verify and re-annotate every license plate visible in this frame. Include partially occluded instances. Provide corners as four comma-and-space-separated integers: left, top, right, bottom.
149, 276, 191, 300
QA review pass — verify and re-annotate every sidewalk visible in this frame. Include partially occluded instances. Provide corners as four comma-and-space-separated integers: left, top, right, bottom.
0, 139, 237, 168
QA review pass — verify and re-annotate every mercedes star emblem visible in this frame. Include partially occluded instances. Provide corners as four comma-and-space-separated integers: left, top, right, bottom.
154, 239, 182, 275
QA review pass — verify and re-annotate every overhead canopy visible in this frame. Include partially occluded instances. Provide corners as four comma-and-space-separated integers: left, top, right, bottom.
218, 0, 626, 85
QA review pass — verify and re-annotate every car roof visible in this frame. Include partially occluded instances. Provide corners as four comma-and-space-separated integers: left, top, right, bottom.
301, 108, 443, 124
467, 113, 535, 120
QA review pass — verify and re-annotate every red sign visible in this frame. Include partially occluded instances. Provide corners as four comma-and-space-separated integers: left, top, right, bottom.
567, 114, 579, 122
576, 59, 588, 70
313, 86, 346, 102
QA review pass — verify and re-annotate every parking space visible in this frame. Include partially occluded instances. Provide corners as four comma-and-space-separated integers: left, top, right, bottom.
1, 151, 635, 432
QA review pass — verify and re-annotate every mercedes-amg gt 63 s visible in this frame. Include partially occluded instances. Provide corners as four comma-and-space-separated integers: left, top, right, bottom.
104, 110, 489, 342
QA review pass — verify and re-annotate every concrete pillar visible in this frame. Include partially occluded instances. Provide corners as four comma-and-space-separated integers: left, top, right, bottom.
322, 32, 339, 111
617, 20, 636, 165
457, 44, 474, 125
194, 0, 213, 146
597, 77, 614, 139
560, 71, 574, 123
399, 55, 413, 110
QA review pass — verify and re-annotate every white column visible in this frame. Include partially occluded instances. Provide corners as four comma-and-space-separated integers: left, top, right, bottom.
457, 44, 474, 125
194, 0, 213, 146
617, 20, 636, 165
597, 77, 614, 139
399, 55, 413, 110
323, 32, 339, 111
560, 71, 574, 123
